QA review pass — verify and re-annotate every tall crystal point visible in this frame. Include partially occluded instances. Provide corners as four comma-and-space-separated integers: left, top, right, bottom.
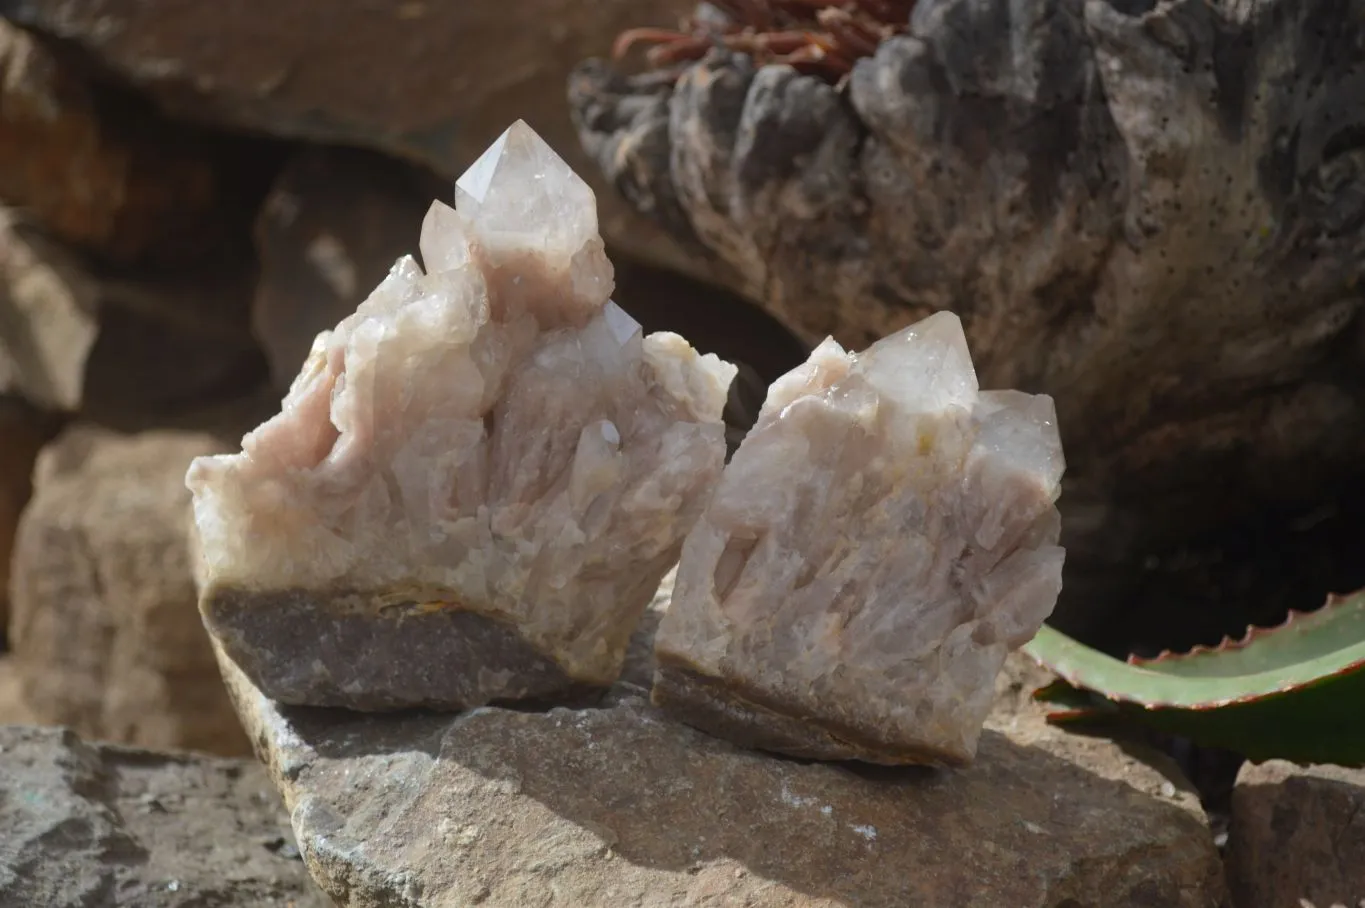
652, 311, 1066, 766
186, 121, 736, 711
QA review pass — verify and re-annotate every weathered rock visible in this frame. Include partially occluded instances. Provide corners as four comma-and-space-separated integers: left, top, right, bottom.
655, 311, 1065, 766
0, 724, 329, 908
9, 424, 251, 755
0, 210, 99, 411
251, 147, 446, 391
0, 0, 712, 279
570, 0, 1365, 647
188, 122, 735, 712
0, 396, 60, 638
0, 20, 282, 266
217, 616, 1227, 907
1225, 760, 1365, 908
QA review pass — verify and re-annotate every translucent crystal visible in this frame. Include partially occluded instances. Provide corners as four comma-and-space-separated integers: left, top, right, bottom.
653, 311, 1066, 766
186, 120, 736, 710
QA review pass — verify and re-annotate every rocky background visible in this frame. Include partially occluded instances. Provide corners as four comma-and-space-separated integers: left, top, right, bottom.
0, 2, 1361, 906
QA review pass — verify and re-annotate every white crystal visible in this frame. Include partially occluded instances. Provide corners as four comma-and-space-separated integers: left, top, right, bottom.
186, 121, 736, 695
654, 311, 1066, 765
451, 120, 613, 327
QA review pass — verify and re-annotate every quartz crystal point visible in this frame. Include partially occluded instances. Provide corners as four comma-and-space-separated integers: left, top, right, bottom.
652, 311, 1066, 766
185, 120, 736, 711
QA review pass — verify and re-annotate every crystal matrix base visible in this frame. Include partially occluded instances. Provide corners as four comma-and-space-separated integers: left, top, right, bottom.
652, 655, 972, 768
204, 587, 599, 711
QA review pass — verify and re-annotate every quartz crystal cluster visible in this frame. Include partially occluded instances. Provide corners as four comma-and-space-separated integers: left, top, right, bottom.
186, 121, 736, 711
652, 312, 1066, 766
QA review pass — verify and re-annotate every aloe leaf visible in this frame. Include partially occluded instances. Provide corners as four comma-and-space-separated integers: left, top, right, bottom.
1020, 590, 1365, 766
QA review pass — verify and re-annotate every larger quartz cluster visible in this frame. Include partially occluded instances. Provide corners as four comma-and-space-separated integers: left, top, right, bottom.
652, 312, 1065, 766
186, 121, 736, 711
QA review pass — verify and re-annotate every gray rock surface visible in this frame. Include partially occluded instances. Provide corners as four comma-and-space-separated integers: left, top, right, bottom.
0, 724, 329, 908
1225, 759, 1365, 908
218, 573, 1228, 907
569, 0, 1365, 646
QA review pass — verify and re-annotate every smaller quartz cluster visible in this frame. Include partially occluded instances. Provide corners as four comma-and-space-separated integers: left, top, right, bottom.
186, 121, 736, 711
652, 312, 1066, 766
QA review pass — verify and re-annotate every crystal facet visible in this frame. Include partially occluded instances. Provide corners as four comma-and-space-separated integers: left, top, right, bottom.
652, 311, 1066, 766
186, 120, 736, 711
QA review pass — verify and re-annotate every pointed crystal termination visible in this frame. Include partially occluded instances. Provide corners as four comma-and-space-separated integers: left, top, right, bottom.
185, 120, 737, 711
652, 311, 1066, 766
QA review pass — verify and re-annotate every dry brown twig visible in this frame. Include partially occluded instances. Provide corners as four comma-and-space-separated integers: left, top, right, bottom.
611, 0, 916, 86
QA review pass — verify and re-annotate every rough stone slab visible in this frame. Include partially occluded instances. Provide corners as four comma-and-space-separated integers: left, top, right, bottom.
10, 424, 251, 755
0, 724, 330, 908
1225, 760, 1365, 908
219, 600, 1227, 907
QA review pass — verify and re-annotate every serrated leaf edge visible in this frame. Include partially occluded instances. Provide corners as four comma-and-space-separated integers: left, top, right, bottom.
1021, 588, 1365, 711
1127, 591, 1360, 666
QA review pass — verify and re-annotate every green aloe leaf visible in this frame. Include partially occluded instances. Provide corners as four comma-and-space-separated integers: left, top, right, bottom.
1020, 589, 1365, 766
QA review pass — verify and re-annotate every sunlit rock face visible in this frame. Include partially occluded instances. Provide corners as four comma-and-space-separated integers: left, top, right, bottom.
186, 121, 736, 711
653, 312, 1065, 766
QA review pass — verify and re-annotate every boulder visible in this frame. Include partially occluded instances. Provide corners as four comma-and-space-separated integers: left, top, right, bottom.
215, 569, 1228, 907
9, 424, 251, 755
1225, 760, 1365, 908
0, 724, 329, 907
0, 0, 708, 277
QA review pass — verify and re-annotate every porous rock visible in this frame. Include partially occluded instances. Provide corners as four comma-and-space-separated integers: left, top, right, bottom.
9, 424, 251, 755
218, 615, 1227, 908
0, 724, 328, 908
1224, 760, 1365, 908
188, 121, 735, 711
569, 0, 1365, 646
655, 311, 1065, 766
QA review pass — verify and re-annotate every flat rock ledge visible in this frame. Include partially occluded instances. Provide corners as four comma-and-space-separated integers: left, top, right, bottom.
0, 724, 327, 908
219, 587, 1228, 908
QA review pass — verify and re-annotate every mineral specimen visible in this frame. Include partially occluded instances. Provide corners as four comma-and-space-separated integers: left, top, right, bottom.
652, 311, 1066, 766
185, 120, 736, 711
